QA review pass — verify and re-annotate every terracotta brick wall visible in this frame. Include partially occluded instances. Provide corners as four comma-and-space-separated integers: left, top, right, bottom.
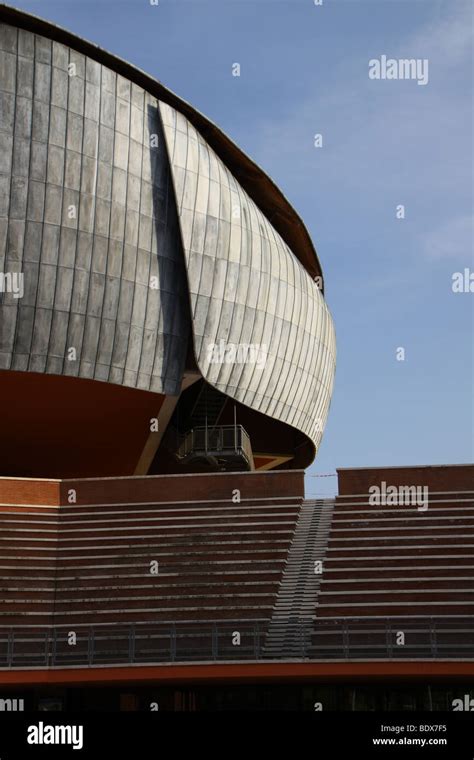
337, 464, 474, 495
0, 470, 304, 628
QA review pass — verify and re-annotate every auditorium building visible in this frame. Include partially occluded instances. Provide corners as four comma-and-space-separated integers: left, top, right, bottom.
0, 5, 472, 711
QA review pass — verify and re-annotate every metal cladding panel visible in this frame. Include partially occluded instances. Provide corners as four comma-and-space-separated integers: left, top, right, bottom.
0, 24, 188, 395
160, 102, 336, 452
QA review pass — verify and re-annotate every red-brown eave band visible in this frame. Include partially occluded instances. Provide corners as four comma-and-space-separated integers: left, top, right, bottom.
0, 661, 473, 687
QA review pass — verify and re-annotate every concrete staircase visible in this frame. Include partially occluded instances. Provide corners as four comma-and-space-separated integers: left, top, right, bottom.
264, 498, 334, 657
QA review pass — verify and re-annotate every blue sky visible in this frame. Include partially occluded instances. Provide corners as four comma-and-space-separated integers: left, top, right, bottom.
8, 0, 473, 495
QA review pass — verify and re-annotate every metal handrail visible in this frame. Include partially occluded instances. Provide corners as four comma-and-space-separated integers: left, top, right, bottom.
178, 424, 253, 465
0, 617, 472, 669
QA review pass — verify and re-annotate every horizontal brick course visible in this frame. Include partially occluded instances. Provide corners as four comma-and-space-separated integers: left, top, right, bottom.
0, 470, 303, 628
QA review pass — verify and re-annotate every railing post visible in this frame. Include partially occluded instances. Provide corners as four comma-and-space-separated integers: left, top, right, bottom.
7, 628, 13, 668
254, 623, 260, 660
129, 624, 135, 663
314, 621, 323, 659
430, 618, 437, 658
343, 620, 349, 659
170, 624, 176, 662
87, 627, 94, 666
299, 622, 305, 659
44, 630, 50, 667
386, 620, 393, 659
212, 624, 218, 660
51, 628, 57, 667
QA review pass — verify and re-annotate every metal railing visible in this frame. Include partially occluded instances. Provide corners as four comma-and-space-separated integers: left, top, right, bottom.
177, 425, 254, 468
0, 617, 472, 669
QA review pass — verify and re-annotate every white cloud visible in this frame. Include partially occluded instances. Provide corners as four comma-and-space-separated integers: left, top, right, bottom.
409, 0, 473, 68
250, 0, 472, 261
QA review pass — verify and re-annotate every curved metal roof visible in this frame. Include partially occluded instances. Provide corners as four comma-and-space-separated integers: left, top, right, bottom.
0, 2, 324, 287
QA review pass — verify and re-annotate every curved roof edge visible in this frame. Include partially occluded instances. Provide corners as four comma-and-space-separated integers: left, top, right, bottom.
0, 3, 324, 288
